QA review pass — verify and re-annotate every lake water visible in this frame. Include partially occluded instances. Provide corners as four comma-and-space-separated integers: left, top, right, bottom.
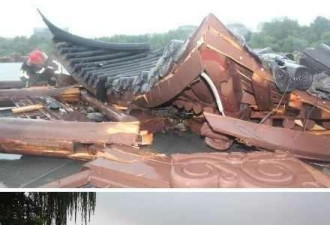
0, 63, 22, 160
0, 62, 22, 81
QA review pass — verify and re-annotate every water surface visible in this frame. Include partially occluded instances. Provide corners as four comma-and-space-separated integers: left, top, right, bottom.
0, 63, 23, 160
0, 62, 22, 81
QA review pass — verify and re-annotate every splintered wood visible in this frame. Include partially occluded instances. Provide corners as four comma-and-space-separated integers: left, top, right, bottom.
0, 118, 140, 160
81, 91, 136, 122
0, 86, 80, 103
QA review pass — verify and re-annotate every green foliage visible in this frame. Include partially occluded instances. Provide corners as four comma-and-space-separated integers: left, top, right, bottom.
261, 17, 301, 40
310, 17, 330, 42
0, 192, 96, 225
249, 33, 279, 50
98, 25, 196, 49
0, 35, 52, 56
321, 32, 330, 46
248, 16, 330, 53
280, 35, 309, 52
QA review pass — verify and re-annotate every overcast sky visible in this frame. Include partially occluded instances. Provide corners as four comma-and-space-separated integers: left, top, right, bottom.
67, 192, 330, 225
1, 0, 330, 38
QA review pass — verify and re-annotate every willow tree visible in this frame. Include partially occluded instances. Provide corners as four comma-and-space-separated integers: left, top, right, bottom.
0, 192, 96, 225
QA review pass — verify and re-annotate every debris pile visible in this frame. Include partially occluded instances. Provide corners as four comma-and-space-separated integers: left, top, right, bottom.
1, 12, 330, 188
43, 148, 330, 188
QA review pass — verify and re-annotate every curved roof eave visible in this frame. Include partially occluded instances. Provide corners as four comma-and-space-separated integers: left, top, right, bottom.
38, 9, 151, 52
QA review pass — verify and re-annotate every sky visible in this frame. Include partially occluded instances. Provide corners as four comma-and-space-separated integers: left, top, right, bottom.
67, 192, 330, 225
0, 0, 330, 38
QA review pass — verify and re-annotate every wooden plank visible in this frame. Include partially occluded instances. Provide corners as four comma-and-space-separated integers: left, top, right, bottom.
0, 118, 140, 159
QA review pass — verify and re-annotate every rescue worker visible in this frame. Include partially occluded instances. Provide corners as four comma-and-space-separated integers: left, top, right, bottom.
20, 50, 69, 87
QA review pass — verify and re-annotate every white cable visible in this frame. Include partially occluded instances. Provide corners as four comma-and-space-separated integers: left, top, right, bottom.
201, 72, 226, 116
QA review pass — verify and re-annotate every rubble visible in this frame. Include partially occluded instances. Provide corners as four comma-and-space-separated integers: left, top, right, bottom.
309, 72, 330, 99
300, 43, 330, 75
204, 112, 330, 161
258, 53, 313, 92
42, 146, 329, 188
171, 151, 330, 188
81, 91, 136, 122
1, 12, 330, 188
86, 112, 104, 122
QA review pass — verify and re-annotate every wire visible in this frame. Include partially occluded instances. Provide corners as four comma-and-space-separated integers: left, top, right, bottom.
303, 105, 316, 132
200, 72, 226, 116
259, 77, 291, 124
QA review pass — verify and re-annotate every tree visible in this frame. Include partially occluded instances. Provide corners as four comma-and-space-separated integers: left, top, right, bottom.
249, 33, 280, 51
99, 25, 196, 49
0, 192, 96, 225
280, 35, 309, 52
321, 32, 330, 46
248, 16, 330, 53
261, 17, 302, 40
310, 16, 330, 42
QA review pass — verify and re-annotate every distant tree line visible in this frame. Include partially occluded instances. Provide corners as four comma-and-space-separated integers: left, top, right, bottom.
0, 16, 330, 57
0, 35, 53, 57
0, 192, 96, 225
99, 25, 197, 49
249, 16, 330, 52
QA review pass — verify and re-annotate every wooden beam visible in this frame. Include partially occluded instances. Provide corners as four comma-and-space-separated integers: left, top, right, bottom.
0, 118, 140, 159
204, 112, 330, 162
81, 91, 136, 122
0, 80, 25, 89
0, 86, 80, 103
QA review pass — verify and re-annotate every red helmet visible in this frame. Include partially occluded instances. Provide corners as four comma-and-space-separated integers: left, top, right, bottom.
27, 50, 48, 66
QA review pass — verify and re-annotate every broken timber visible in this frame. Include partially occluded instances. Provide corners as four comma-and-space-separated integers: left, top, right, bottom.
0, 80, 25, 89
81, 91, 136, 122
0, 86, 80, 103
42, 146, 330, 188
204, 112, 330, 161
0, 118, 140, 160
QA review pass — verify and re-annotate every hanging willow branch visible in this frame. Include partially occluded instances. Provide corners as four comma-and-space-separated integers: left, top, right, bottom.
0, 192, 96, 225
